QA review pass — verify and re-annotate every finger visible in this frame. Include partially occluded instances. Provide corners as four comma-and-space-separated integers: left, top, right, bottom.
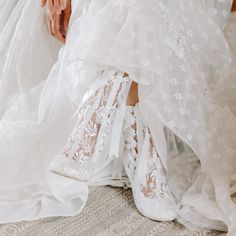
47, 0, 55, 16
54, 0, 62, 15
46, 14, 53, 36
60, 0, 67, 11
52, 14, 65, 43
63, 2, 71, 33
46, 9, 53, 36
41, 0, 47, 7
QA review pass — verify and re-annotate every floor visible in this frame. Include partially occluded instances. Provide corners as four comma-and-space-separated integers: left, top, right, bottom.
0, 187, 227, 236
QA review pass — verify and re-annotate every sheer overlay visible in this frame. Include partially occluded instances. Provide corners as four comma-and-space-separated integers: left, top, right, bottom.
0, 1, 236, 235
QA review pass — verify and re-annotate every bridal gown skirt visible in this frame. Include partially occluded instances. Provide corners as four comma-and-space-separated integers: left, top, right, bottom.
1, 0, 236, 235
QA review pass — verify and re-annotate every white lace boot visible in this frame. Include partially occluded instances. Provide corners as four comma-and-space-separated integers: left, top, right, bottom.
123, 104, 179, 221
50, 72, 132, 181
123, 105, 138, 185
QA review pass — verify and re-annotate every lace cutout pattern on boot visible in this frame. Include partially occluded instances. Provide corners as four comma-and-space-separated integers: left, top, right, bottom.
123, 104, 178, 221
123, 106, 138, 183
50, 71, 132, 181
139, 132, 173, 200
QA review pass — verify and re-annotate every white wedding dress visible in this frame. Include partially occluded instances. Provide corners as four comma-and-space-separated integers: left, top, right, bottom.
1, 0, 236, 235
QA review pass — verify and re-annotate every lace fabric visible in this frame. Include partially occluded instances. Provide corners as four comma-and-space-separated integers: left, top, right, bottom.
50, 71, 132, 181
123, 104, 178, 221
0, 1, 236, 233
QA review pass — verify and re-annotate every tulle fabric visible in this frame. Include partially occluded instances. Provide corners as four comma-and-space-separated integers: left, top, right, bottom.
64, 1, 236, 233
0, 0, 130, 223
0, 0, 236, 235
0, 0, 89, 223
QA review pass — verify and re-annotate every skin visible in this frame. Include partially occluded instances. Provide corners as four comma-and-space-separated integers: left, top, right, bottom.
42, 0, 71, 43
42, 0, 236, 42
232, 0, 236, 12
41, 0, 236, 104
41, 0, 139, 104
123, 73, 139, 106
41, 0, 67, 13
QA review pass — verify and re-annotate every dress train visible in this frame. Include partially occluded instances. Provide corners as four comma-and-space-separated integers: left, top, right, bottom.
0, 1, 236, 235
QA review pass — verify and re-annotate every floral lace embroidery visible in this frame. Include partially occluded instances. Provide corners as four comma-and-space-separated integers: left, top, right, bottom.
59, 72, 132, 178
124, 105, 173, 200
123, 106, 138, 181
139, 127, 173, 200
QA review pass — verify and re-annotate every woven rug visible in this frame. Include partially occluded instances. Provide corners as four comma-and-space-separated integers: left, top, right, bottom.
0, 186, 227, 236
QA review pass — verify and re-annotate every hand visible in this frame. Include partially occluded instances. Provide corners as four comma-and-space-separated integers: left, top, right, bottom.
44, 0, 71, 43
54, 0, 68, 14
61, 1, 71, 36
41, 0, 68, 14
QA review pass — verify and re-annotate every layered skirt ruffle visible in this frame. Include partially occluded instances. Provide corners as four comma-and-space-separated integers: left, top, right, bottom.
0, 0, 236, 234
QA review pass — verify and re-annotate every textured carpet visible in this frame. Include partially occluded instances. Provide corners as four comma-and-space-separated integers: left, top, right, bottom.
0, 187, 227, 236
